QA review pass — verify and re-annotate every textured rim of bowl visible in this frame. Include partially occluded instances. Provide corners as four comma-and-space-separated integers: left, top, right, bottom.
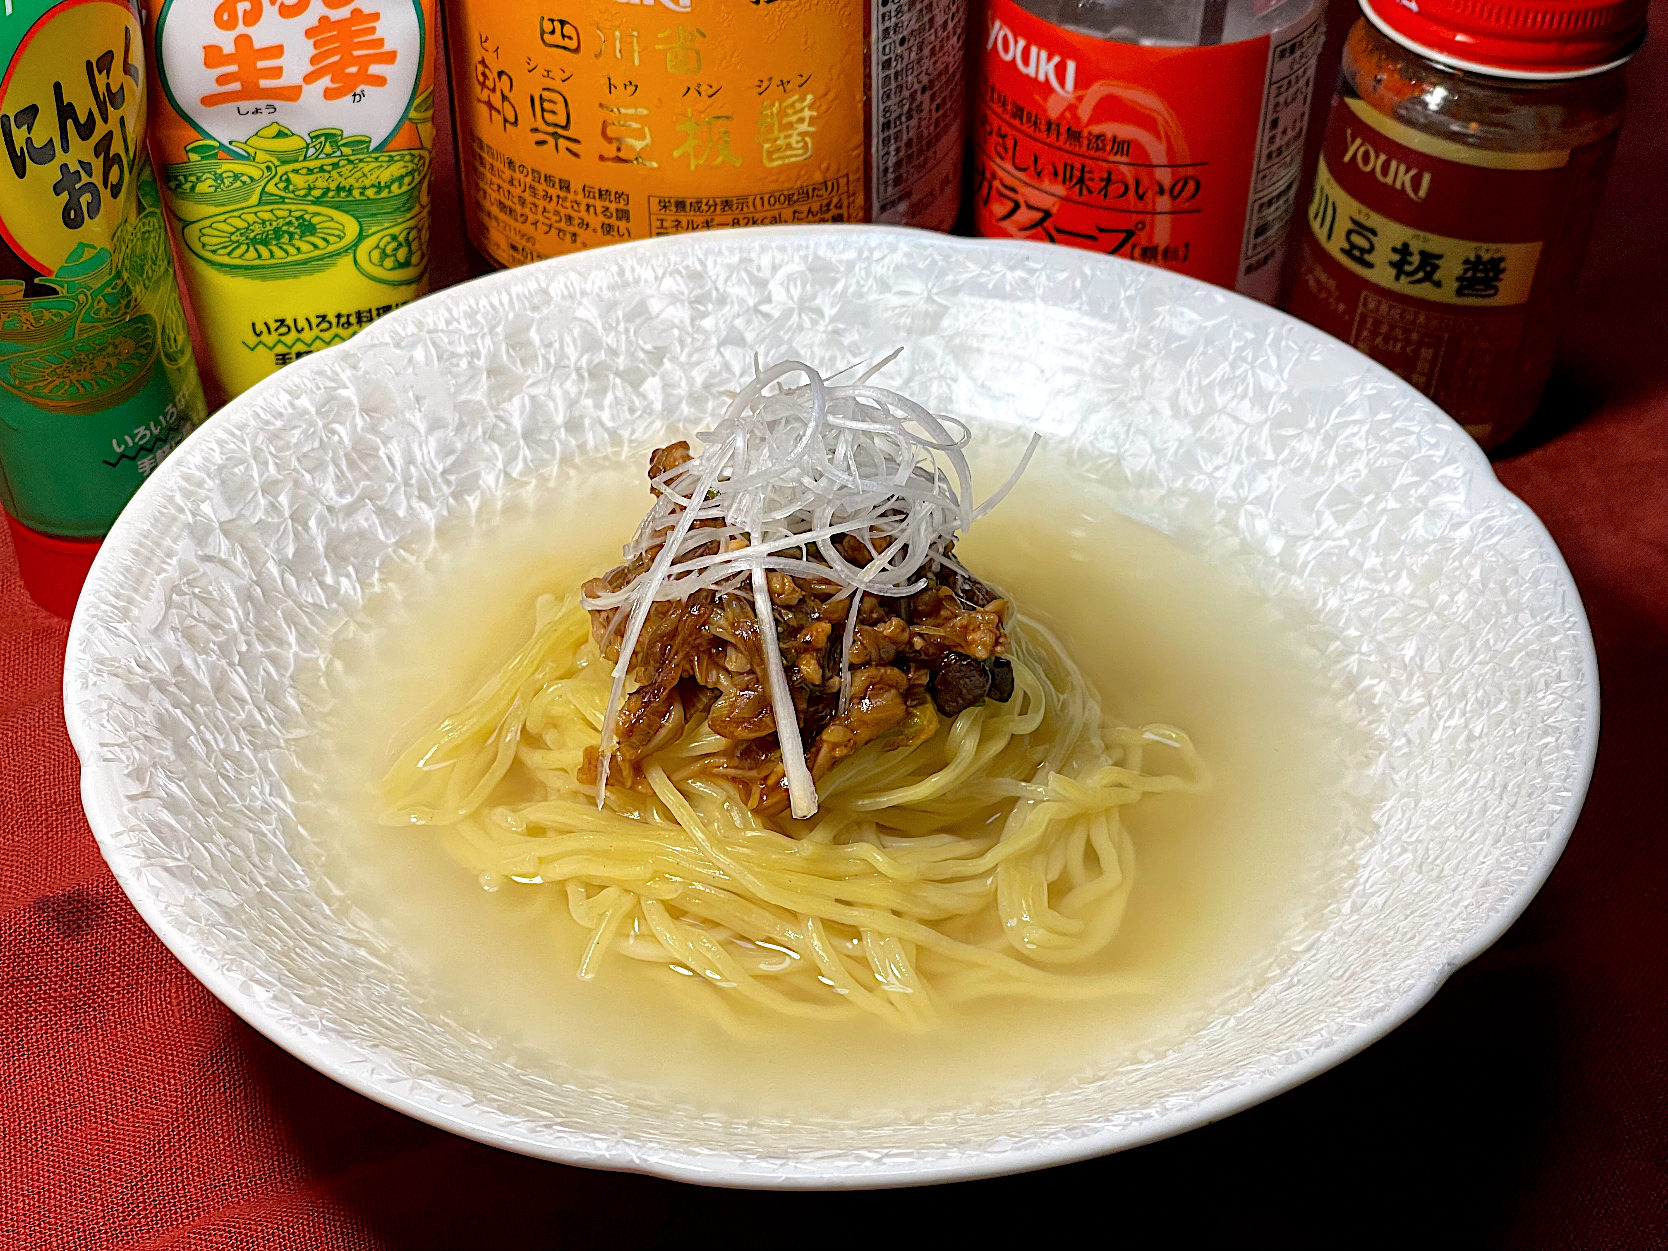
62, 225, 1600, 1188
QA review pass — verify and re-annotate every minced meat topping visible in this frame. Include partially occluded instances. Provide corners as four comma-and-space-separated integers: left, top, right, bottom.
581, 443, 1015, 814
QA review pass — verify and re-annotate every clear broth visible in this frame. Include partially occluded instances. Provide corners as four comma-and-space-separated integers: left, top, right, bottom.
292, 450, 1362, 1119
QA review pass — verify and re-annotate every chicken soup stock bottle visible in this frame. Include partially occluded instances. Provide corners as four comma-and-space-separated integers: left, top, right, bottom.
975, 0, 1327, 301
1284, 0, 1644, 451
0, 0, 209, 617
447, 0, 968, 268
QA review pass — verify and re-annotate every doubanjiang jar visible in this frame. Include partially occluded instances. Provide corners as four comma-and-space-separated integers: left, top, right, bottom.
975, 0, 1327, 301
448, 0, 966, 267
1286, 0, 1643, 450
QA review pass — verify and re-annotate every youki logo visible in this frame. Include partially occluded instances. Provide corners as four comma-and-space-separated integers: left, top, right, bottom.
1342, 130, 1431, 202
987, 17, 1077, 95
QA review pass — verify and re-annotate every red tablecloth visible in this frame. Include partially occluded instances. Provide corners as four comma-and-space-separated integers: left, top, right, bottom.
5, 4, 1664, 1245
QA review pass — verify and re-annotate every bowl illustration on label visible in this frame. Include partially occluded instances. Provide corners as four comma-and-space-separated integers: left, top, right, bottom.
354, 214, 429, 286
35, 244, 137, 332
39, 243, 115, 298
183, 205, 362, 279
299, 128, 376, 160
77, 274, 138, 331
265, 151, 429, 229
114, 210, 173, 295
154, 286, 194, 370
0, 314, 160, 415
0, 298, 79, 349
162, 160, 275, 222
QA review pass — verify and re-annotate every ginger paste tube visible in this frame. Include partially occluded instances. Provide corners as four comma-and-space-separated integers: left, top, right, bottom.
145, 0, 438, 398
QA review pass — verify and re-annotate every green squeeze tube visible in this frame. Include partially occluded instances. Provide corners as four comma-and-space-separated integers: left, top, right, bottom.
0, 0, 207, 616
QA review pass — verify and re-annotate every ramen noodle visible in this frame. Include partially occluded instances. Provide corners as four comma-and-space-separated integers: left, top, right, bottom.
382, 362, 1208, 1029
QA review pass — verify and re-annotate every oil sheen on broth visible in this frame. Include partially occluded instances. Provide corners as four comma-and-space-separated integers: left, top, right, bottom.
294, 448, 1354, 1118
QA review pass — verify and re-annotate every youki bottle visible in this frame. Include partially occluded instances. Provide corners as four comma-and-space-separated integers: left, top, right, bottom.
975, 0, 1327, 301
1286, 0, 1644, 450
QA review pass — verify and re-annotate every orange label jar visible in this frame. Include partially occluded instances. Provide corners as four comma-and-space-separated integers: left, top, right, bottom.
1285, 0, 1641, 450
448, 0, 966, 267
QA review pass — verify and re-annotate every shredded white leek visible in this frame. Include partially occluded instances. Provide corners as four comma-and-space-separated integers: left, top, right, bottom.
581, 359, 1040, 819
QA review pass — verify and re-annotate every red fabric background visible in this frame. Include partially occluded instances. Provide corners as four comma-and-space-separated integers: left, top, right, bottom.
4, 3, 1664, 1245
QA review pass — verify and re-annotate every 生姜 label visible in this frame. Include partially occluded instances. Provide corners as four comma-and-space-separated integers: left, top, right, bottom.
974, 0, 1324, 298
450, 0, 966, 267
147, 0, 439, 397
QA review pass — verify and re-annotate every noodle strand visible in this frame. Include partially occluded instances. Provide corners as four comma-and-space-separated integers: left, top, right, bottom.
382, 597, 1205, 1028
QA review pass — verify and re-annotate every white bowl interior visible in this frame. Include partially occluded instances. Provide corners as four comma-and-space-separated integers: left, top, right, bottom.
63, 227, 1594, 1186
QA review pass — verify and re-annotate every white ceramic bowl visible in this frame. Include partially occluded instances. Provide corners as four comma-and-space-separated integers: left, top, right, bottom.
63, 226, 1596, 1187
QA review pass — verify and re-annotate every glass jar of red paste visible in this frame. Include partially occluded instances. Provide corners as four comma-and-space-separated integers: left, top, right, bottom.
1285, 0, 1647, 450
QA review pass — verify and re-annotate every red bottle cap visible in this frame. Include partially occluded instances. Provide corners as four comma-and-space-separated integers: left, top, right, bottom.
1360, 0, 1648, 78
6, 512, 102, 620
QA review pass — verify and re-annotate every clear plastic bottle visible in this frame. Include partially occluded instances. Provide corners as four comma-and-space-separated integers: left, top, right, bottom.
1029, 0, 1318, 47
974, 0, 1327, 301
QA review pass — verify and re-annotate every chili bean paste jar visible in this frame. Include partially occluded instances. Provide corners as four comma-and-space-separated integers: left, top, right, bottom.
448, 0, 967, 268
1287, 0, 1646, 449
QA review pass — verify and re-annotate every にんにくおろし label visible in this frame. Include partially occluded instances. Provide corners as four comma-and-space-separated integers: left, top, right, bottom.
0, 0, 207, 539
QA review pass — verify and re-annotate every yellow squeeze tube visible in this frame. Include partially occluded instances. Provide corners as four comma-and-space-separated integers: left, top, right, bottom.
142, 0, 439, 398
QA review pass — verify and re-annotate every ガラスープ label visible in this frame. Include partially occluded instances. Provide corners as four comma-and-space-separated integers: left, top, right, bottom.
146, 0, 439, 397
975, 0, 1324, 301
450, 0, 965, 267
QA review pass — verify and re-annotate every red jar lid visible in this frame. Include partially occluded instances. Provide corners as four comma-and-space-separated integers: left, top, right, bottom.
6, 512, 102, 620
1360, 0, 1648, 78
